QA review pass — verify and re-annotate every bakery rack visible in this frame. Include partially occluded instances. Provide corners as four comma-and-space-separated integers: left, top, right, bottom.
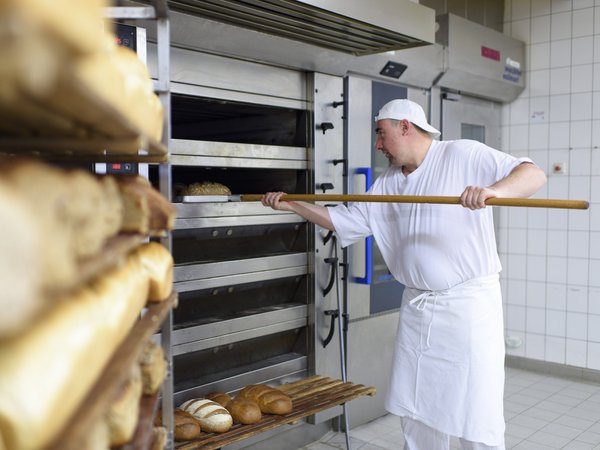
45, 293, 178, 450
174, 376, 376, 450
0, 1, 170, 165
0, 0, 175, 448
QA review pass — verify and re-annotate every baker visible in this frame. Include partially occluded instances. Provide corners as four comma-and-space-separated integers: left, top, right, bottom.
261, 99, 547, 450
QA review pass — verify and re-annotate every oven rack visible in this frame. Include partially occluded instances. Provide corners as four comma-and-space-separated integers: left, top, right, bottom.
174, 375, 376, 450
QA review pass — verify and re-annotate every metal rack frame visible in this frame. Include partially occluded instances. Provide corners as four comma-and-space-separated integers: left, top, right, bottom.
105, 2, 174, 448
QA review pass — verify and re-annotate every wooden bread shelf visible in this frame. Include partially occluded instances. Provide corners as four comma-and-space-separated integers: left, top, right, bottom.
174, 376, 376, 450
0, 136, 168, 163
44, 292, 177, 450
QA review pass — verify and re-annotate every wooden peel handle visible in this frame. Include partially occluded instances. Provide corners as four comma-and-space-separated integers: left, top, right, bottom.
240, 194, 589, 210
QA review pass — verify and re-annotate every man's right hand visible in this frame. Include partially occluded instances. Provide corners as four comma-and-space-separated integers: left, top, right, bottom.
261, 191, 295, 212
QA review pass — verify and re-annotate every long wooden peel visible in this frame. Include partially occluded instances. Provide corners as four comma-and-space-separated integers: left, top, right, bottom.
239, 194, 589, 210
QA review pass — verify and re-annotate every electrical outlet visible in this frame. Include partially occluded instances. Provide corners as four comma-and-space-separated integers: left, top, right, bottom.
552, 162, 567, 174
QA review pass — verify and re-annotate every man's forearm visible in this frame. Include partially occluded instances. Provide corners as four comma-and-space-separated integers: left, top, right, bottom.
490, 162, 547, 198
288, 201, 335, 231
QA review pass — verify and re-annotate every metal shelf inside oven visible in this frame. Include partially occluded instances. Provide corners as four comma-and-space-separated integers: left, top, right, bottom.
170, 139, 308, 170
172, 222, 308, 265
174, 253, 308, 291
173, 352, 308, 405
174, 202, 302, 229
171, 305, 308, 356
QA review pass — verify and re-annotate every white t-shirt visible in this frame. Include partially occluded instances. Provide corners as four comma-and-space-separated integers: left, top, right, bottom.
329, 139, 532, 291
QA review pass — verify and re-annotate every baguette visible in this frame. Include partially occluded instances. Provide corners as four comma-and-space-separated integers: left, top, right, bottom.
116, 175, 176, 236
179, 399, 233, 433
131, 242, 173, 302
236, 384, 293, 415
0, 250, 150, 450
0, 181, 43, 338
105, 363, 143, 447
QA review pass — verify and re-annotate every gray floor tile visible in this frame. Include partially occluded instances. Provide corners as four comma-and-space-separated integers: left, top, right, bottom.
298, 367, 600, 450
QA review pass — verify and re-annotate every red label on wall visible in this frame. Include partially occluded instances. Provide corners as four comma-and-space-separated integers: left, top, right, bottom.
481, 46, 500, 61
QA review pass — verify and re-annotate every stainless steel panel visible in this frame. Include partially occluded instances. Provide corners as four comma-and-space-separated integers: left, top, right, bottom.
175, 213, 302, 230
166, 46, 306, 102
173, 317, 307, 355
171, 139, 307, 161
436, 13, 525, 102
174, 253, 308, 281
441, 94, 501, 147
173, 305, 308, 345
174, 202, 297, 219
168, 79, 308, 110
345, 312, 400, 427
170, 154, 307, 170
345, 76, 373, 321
175, 266, 308, 292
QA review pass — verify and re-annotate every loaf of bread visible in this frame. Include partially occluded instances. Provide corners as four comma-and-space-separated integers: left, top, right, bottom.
155, 408, 201, 442
205, 392, 232, 407
116, 175, 176, 236
236, 384, 293, 415
179, 399, 233, 433
0, 249, 150, 450
131, 242, 174, 302
105, 363, 143, 447
0, 0, 109, 57
80, 419, 110, 450
0, 157, 123, 293
138, 339, 166, 395
226, 399, 262, 425
181, 181, 231, 196
0, 181, 44, 338
150, 426, 167, 450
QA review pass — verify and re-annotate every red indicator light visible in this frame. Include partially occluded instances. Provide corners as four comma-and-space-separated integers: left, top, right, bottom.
481, 46, 500, 61
112, 164, 122, 170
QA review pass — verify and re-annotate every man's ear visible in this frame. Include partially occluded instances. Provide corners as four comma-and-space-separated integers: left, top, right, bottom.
399, 119, 409, 135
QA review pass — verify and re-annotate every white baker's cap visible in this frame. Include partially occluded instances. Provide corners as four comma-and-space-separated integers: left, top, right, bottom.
375, 99, 441, 138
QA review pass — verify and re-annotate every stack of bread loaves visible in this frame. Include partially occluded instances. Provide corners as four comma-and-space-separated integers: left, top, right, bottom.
172, 384, 293, 440
0, 0, 164, 145
0, 157, 176, 450
0, 241, 174, 450
0, 158, 176, 339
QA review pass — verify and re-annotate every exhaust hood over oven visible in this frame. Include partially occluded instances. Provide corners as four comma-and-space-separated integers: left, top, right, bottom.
165, 0, 434, 55
132, 0, 438, 87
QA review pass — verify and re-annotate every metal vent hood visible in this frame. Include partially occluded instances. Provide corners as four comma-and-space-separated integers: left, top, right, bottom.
129, 0, 440, 89
435, 13, 525, 103
166, 0, 435, 56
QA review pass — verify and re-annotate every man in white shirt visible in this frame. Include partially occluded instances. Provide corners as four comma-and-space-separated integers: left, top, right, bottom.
261, 99, 547, 450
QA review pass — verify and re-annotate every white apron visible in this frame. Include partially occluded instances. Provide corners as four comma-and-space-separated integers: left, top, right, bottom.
385, 274, 505, 446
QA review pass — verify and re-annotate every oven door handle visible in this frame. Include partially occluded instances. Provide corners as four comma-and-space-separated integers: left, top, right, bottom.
353, 167, 372, 285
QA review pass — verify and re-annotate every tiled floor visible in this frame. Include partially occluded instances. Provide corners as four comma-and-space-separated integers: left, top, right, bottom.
299, 367, 600, 450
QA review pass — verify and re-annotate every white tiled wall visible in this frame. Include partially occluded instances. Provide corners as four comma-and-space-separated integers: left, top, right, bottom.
501, 0, 600, 370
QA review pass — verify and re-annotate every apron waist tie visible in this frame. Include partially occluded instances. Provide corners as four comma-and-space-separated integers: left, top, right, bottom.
409, 291, 440, 348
